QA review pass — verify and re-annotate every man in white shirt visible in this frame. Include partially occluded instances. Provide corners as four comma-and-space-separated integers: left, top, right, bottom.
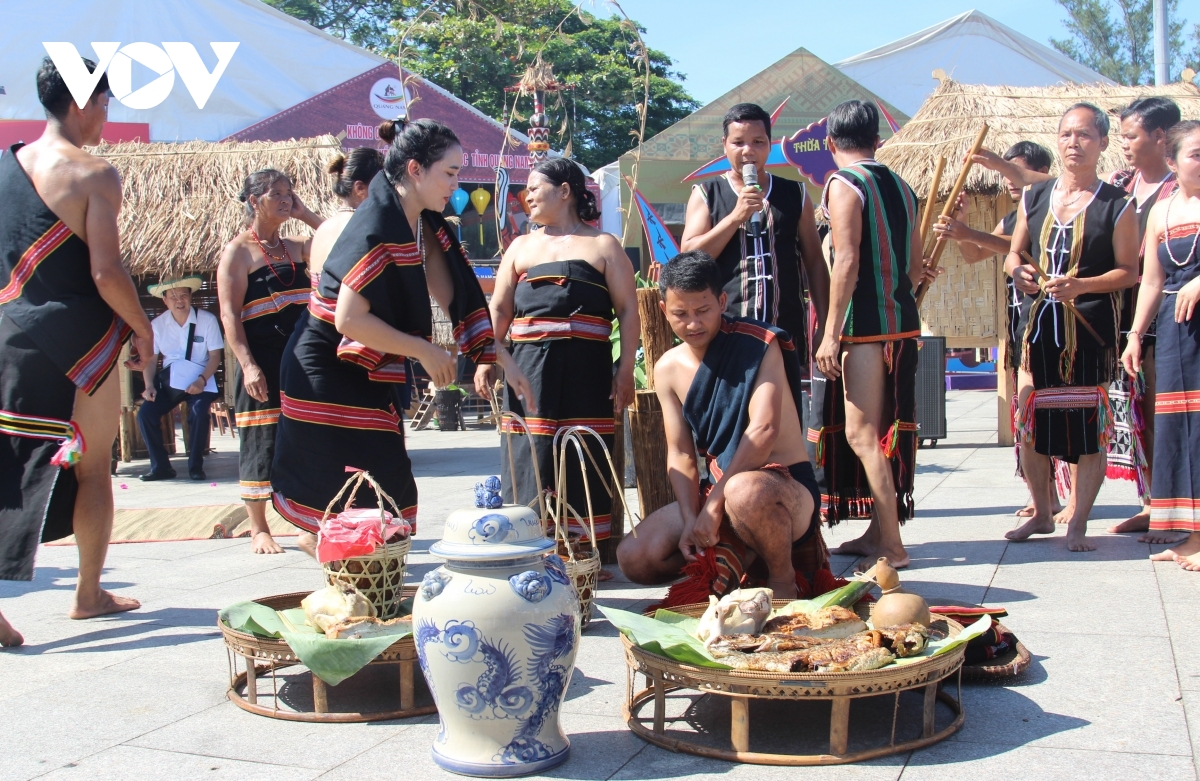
137, 276, 224, 481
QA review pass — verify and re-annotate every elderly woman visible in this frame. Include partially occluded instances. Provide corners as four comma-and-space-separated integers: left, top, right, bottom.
476, 157, 638, 554
271, 119, 510, 556
217, 169, 323, 554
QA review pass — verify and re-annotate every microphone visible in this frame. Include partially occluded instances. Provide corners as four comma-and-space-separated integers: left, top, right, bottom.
742, 163, 763, 237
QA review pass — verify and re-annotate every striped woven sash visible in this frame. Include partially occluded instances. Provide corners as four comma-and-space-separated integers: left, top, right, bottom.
0, 409, 85, 467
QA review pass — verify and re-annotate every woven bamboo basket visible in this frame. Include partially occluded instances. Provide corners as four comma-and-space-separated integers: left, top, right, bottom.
621, 599, 967, 764
219, 588, 435, 722
318, 470, 412, 620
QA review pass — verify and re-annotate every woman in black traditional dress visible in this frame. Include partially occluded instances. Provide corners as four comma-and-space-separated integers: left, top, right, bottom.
1122, 120, 1200, 570
217, 170, 322, 554
271, 119, 503, 555
476, 158, 639, 553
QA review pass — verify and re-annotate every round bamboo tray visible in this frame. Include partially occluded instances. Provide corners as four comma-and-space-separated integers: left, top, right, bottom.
961, 622, 1032, 681
219, 587, 435, 722
621, 600, 966, 764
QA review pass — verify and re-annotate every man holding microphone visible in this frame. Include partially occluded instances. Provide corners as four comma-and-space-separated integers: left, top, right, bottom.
681, 103, 829, 367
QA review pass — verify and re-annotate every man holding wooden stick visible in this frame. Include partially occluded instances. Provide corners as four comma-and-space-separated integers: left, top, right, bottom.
1004, 104, 1139, 552
813, 100, 937, 568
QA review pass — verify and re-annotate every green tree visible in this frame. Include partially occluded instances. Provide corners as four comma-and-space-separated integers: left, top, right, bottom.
1050, 0, 1191, 85
264, 0, 698, 170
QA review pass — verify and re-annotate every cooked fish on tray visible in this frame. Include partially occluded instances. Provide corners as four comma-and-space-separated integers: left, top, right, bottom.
761, 606, 868, 639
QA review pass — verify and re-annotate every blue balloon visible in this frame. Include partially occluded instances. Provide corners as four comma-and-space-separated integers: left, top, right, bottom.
450, 188, 470, 215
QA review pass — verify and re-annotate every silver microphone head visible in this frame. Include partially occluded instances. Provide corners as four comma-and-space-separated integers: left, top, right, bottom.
741, 162, 758, 187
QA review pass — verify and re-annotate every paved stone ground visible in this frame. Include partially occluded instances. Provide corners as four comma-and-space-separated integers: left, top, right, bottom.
2, 391, 1198, 780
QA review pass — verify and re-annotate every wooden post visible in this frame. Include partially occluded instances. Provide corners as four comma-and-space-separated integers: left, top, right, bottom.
922, 682, 938, 737
244, 656, 258, 705
313, 674, 329, 714
400, 659, 414, 710
636, 288, 672, 388
629, 391, 673, 518
997, 256, 1015, 447
627, 286, 675, 518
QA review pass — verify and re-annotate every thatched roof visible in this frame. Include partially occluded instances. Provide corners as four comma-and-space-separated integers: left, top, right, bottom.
876, 79, 1200, 199
94, 135, 344, 278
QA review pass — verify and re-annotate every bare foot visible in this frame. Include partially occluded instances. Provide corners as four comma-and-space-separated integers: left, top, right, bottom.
597, 569, 613, 582
1015, 503, 1036, 518
864, 545, 909, 570
1108, 509, 1150, 535
832, 527, 879, 557
0, 611, 23, 647
1151, 533, 1200, 561
1054, 506, 1073, 525
1176, 552, 1200, 571
1006, 514, 1056, 541
1141, 531, 1188, 545
1065, 518, 1096, 552
298, 531, 318, 559
69, 590, 140, 620
251, 531, 285, 554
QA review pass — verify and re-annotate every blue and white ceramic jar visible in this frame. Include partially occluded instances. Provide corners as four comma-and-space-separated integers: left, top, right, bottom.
413, 504, 581, 777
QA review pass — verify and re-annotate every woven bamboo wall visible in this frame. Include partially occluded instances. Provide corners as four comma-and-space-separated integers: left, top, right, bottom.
917, 193, 1007, 348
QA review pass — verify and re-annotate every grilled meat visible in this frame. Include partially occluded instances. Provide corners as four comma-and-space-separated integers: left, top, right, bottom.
875, 622, 932, 657
819, 646, 895, 672
761, 606, 867, 639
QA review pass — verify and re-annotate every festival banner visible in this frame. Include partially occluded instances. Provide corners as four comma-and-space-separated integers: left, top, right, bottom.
625, 176, 679, 266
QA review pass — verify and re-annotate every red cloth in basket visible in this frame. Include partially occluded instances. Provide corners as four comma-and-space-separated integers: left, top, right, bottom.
316, 508, 410, 564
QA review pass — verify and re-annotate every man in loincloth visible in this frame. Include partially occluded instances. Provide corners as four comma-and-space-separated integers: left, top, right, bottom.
0, 57, 155, 646
617, 251, 833, 602
814, 100, 936, 569
1005, 103, 1139, 552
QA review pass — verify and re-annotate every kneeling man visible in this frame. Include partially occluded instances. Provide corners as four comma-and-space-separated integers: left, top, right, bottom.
617, 251, 827, 601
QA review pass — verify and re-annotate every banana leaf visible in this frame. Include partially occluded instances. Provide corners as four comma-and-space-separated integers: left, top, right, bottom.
775, 579, 874, 617
598, 606, 730, 669
219, 601, 284, 639
275, 610, 411, 686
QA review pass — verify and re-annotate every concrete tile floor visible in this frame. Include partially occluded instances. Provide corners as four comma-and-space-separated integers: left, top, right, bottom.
1, 391, 1197, 780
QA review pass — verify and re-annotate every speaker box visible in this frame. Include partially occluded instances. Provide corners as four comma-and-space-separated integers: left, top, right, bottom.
915, 337, 946, 443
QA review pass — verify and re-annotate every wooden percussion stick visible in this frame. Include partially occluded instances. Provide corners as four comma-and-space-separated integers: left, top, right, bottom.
918, 156, 947, 251
1018, 250, 1106, 346
915, 124, 991, 308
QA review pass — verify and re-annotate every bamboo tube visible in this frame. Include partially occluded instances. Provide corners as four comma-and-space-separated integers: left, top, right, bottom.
636, 288, 673, 389
915, 124, 990, 308
918, 156, 947, 252
1018, 250, 1106, 346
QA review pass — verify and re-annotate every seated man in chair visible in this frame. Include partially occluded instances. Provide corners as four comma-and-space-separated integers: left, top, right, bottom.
617, 251, 835, 602
137, 276, 224, 481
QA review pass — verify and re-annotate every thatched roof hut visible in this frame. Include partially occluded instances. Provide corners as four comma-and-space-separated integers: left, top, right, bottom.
877, 79, 1200, 198
94, 135, 345, 279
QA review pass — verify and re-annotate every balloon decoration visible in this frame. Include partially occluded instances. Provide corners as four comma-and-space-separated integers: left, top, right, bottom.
470, 187, 491, 247
449, 188, 470, 241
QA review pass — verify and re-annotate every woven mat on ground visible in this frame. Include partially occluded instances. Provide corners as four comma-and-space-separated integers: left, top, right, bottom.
47, 504, 297, 545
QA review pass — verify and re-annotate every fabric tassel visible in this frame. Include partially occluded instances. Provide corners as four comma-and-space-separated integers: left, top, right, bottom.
1015, 390, 1037, 444
880, 420, 900, 458
1095, 385, 1114, 448
814, 428, 826, 467
49, 424, 86, 469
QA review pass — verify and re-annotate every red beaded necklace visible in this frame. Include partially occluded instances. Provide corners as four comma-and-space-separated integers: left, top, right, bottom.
251, 228, 297, 286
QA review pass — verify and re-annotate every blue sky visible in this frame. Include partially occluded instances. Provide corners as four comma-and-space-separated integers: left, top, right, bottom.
606, 1, 1075, 104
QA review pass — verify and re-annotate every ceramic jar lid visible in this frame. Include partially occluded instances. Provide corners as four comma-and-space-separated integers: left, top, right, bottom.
430, 505, 554, 561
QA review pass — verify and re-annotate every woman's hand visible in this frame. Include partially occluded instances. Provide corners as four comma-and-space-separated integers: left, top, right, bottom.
1121, 334, 1142, 378
420, 345, 456, 389
611, 365, 635, 413
502, 363, 537, 414
474, 364, 495, 399
933, 216, 970, 242
1176, 277, 1200, 323
242, 363, 269, 403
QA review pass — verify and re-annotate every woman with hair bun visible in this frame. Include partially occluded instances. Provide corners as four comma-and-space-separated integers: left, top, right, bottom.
309, 148, 384, 280
217, 169, 323, 554
477, 156, 639, 553
271, 119, 510, 552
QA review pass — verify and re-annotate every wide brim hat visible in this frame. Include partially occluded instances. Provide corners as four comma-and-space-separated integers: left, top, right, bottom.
148, 275, 203, 297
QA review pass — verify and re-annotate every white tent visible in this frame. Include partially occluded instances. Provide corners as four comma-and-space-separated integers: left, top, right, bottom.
834, 10, 1112, 117
1, 0, 386, 141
